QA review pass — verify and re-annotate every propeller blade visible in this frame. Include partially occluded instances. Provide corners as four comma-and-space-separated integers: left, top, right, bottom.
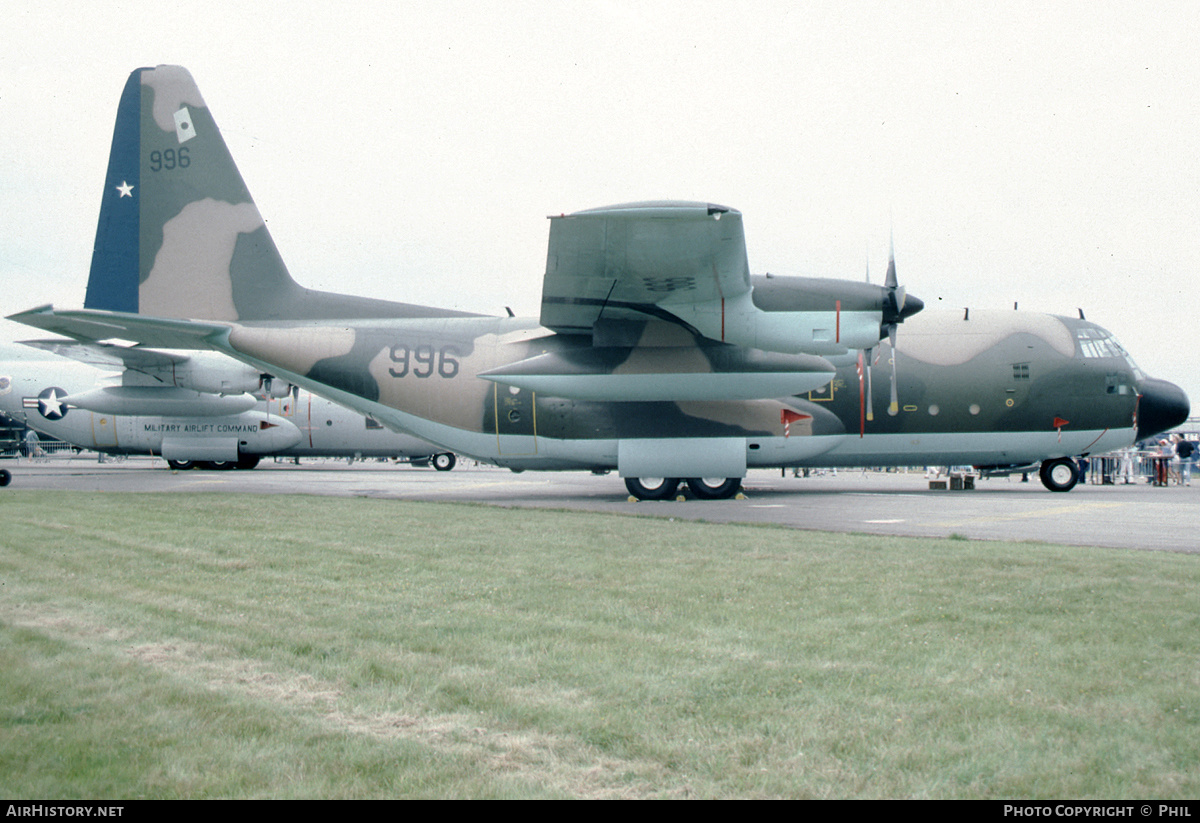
865, 346, 875, 421
884, 240, 897, 290
888, 324, 899, 415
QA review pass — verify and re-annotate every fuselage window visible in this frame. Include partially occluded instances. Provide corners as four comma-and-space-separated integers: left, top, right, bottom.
1105, 373, 1130, 395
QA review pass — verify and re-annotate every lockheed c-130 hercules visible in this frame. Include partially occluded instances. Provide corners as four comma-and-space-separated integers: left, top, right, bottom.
0, 343, 459, 471
9, 66, 1189, 499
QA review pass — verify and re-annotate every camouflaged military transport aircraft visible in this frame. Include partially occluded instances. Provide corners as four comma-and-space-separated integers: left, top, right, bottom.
0, 343, 458, 471
8, 66, 1190, 499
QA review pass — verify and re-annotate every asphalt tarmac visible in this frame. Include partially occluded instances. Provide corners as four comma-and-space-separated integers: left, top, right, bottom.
3, 455, 1196, 553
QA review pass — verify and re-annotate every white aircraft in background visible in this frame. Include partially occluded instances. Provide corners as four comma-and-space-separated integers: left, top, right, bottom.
0, 341, 457, 471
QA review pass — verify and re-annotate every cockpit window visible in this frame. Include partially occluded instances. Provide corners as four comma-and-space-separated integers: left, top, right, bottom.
1076, 327, 1144, 379
1077, 327, 1124, 358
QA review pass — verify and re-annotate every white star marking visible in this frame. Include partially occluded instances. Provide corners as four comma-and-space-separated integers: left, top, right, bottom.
116, 181, 134, 198
39, 389, 65, 419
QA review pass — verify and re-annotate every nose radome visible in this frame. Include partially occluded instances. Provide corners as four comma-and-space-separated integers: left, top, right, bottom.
1136, 377, 1190, 441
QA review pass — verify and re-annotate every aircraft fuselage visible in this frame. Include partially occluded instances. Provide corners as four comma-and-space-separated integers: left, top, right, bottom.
0, 360, 452, 464
215, 308, 1144, 477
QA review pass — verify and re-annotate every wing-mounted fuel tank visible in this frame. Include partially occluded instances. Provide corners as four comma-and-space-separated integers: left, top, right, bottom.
64, 386, 257, 416
479, 342, 836, 401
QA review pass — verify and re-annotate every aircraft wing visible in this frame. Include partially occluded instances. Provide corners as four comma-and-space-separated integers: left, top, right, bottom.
540, 201, 750, 335
20, 339, 191, 370
7, 306, 229, 350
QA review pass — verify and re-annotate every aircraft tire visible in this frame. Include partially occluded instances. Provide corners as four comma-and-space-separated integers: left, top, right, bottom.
236, 455, 261, 470
167, 460, 196, 471
198, 461, 237, 471
432, 453, 456, 472
0, 469, 11, 487
1039, 457, 1079, 492
687, 477, 742, 500
624, 477, 681, 501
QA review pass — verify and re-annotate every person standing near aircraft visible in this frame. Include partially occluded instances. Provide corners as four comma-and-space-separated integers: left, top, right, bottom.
1153, 438, 1173, 486
21, 429, 43, 459
1172, 434, 1192, 485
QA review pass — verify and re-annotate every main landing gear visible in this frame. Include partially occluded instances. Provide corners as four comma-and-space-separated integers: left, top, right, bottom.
624, 477, 743, 501
686, 477, 743, 500
1039, 457, 1079, 492
168, 456, 261, 471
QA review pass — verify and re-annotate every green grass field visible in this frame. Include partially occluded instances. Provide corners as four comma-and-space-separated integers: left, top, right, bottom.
1, 491, 1196, 798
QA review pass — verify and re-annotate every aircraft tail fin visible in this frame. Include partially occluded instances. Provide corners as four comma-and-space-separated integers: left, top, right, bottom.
85, 65, 475, 322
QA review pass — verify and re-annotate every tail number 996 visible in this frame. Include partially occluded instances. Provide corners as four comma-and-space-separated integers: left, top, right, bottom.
148, 147, 190, 171
388, 344, 460, 379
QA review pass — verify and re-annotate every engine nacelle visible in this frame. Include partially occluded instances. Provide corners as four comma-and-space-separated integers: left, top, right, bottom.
169, 357, 267, 394
676, 276, 921, 356
122, 351, 283, 396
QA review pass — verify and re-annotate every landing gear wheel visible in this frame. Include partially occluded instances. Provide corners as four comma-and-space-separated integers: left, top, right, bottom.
167, 460, 195, 471
432, 453, 456, 472
0, 469, 10, 487
624, 477, 681, 501
686, 477, 742, 500
1039, 457, 1079, 492
198, 461, 237, 471
236, 455, 261, 470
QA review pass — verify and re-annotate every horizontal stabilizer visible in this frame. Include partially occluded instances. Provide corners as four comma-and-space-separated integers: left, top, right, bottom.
8, 306, 230, 349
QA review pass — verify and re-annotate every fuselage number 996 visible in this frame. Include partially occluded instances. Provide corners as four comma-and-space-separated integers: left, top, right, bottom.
389, 343, 460, 379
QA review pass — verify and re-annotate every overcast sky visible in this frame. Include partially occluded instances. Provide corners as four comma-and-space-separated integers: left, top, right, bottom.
2, 1, 1197, 407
